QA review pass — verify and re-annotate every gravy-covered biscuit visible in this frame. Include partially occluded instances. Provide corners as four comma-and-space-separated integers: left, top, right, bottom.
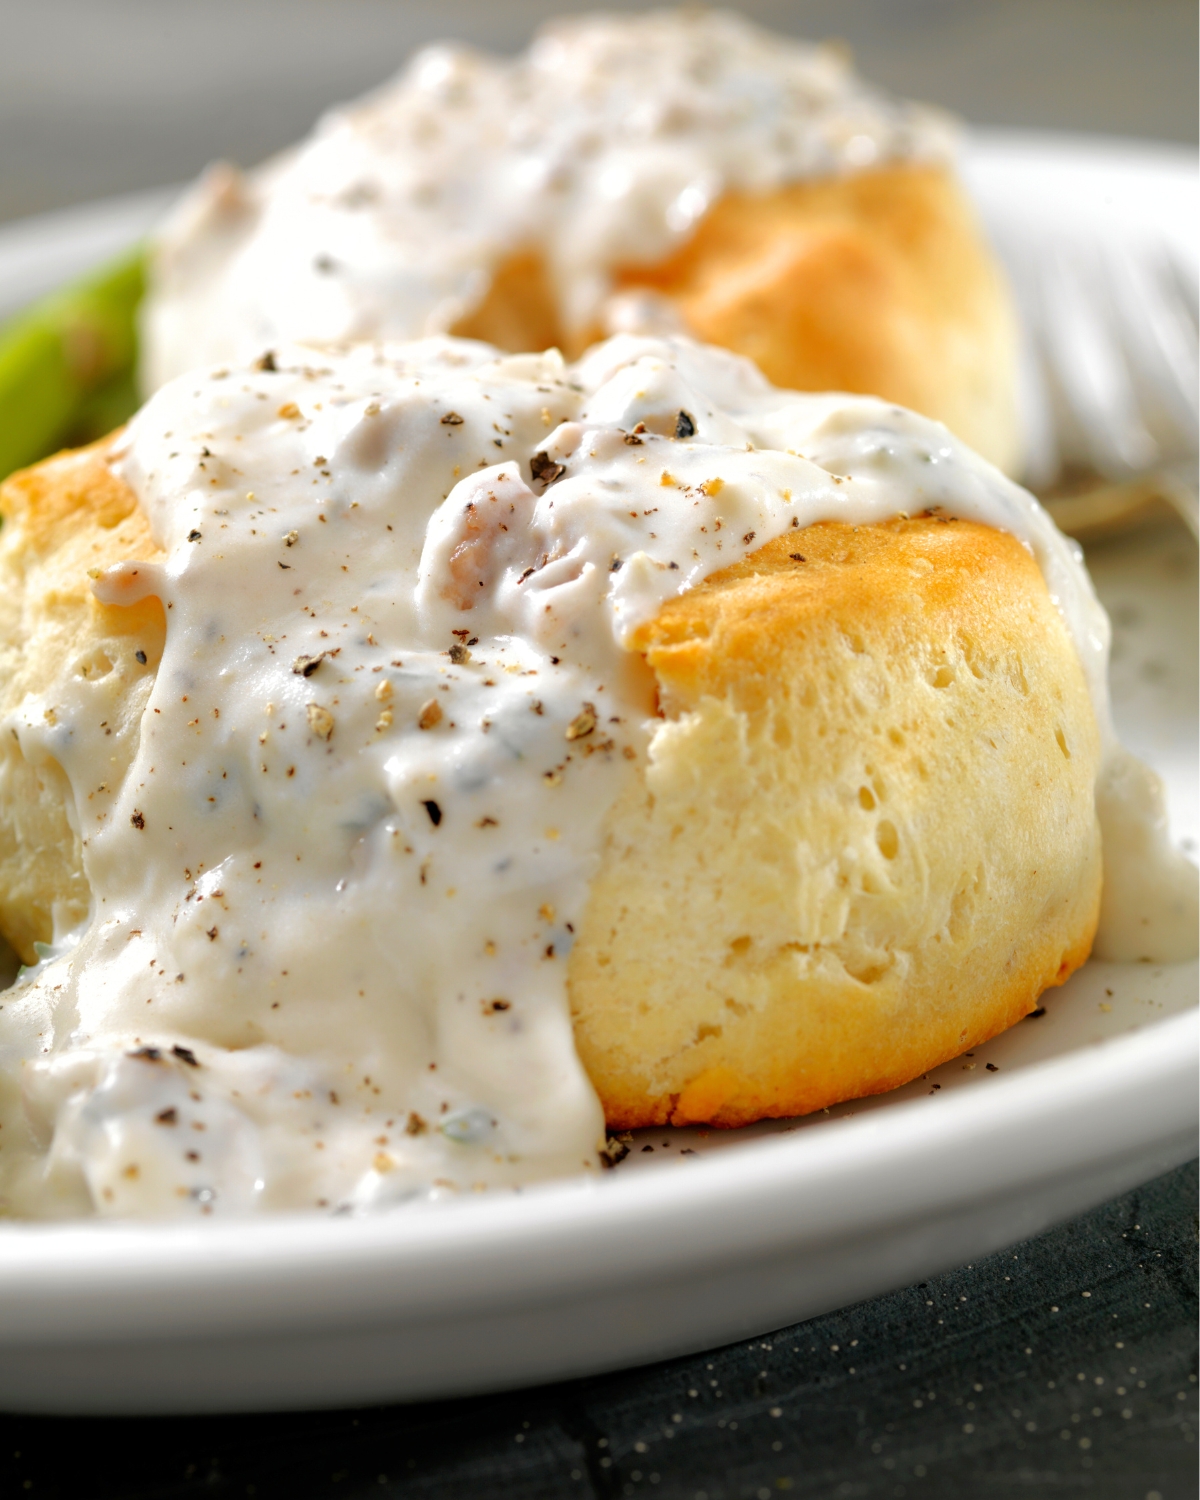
0, 335, 1183, 1220
143, 10, 1020, 470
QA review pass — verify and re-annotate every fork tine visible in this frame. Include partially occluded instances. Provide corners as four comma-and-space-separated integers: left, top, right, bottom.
1001, 247, 1060, 487
1105, 240, 1199, 463
1038, 240, 1158, 475
1164, 246, 1199, 328
1146, 250, 1199, 442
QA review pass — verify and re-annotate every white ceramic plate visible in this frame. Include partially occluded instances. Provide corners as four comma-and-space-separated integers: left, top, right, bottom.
0, 134, 1196, 1416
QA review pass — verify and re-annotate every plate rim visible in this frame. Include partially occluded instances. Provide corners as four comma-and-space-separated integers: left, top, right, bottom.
0, 1003, 1194, 1345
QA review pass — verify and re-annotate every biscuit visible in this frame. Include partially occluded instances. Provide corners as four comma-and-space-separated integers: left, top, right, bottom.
568, 517, 1101, 1126
458, 165, 1020, 472
0, 439, 164, 962
0, 452, 1098, 1128
143, 14, 1021, 472
607, 166, 1021, 474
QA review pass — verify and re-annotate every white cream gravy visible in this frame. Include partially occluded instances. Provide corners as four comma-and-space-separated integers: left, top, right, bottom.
0, 335, 1193, 1219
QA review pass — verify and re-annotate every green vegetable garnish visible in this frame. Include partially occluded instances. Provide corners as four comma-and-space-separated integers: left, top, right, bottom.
0, 248, 147, 482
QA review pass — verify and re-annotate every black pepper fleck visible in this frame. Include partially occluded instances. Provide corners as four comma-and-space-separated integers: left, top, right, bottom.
530, 450, 565, 487
599, 1135, 631, 1169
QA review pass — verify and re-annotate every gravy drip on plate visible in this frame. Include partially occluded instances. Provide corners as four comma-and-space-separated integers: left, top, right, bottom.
143, 8, 955, 387
0, 335, 1192, 1219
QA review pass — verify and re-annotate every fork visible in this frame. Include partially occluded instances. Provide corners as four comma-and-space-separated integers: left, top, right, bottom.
1015, 234, 1198, 539
964, 135, 1199, 541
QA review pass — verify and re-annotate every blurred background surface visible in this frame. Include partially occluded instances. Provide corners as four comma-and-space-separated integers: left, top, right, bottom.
1, 0, 1197, 227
